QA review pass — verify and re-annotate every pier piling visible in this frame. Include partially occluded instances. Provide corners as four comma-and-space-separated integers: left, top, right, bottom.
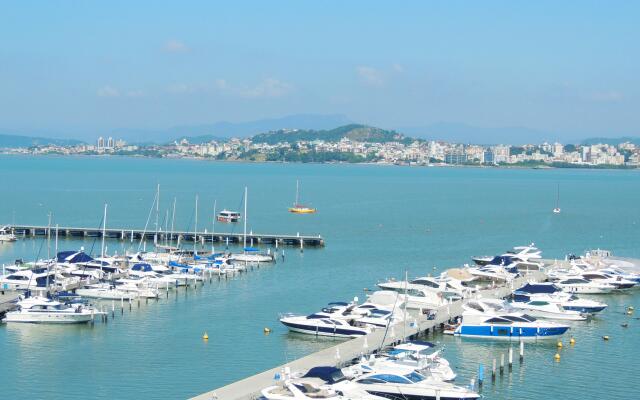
508, 346, 513, 371
519, 340, 524, 362
500, 353, 504, 375
492, 358, 496, 381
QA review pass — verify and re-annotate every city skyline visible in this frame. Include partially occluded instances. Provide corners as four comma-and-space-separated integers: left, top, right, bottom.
1, 1, 639, 141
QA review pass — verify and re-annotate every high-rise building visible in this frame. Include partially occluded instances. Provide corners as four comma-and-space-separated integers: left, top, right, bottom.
107, 137, 114, 148
97, 137, 104, 149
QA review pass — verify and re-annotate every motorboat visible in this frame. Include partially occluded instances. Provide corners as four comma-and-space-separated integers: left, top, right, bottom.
377, 276, 464, 300
2, 296, 102, 324
451, 300, 570, 340
280, 312, 372, 338
76, 284, 138, 300
0, 226, 17, 242
472, 244, 542, 268
341, 369, 479, 400
0, 267, 57, 290
373, 284, 450, 310
229, 247, 275, 263
261, 367, 384, 399
555, 277, 616, 294
217, 210, 241, 223
466, 262, 518, 283
513, 283, 607, 314
598, 266, 640, 284
344, 341, 457, 382
508, 299, 586, 321
580, 272, 636, 290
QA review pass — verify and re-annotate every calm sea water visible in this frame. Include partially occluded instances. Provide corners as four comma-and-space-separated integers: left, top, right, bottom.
0, 155, 638, 399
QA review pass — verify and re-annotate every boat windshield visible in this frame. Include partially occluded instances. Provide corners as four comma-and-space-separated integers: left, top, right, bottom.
404, 372, 425, 383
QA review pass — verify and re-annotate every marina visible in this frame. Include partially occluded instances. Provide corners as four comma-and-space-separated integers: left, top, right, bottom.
1, 157, 639, 400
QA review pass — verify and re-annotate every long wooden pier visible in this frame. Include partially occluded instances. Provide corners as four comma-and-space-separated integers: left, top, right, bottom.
191, 271, 545, 400
5, 224, 325, 247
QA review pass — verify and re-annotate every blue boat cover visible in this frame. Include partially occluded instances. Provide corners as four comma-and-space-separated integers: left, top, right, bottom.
516, 283, 560, 294
243, 247, 259, 252
302, 367, 345, 384
56, 251, 94, 263
489, 256, 514, 266
131, 263, 153, 272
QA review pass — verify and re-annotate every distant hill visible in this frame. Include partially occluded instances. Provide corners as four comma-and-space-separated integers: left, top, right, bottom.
582, 136, 640, 146
0, 133, 83, 148
251, 124, 406, 144
116, 114, 353, 143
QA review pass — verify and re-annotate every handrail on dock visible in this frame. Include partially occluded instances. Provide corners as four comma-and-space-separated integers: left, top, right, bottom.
4, 224, 325, 247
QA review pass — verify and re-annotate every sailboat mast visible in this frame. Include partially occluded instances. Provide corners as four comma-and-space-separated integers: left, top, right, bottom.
212, 199, 217, 253
170, 197, 176, 248
194, 195, 198, 255
243, 187, 248, 249
101, 204, 108, 259
46, 212, 52, 291
155, 184, 160, 245
295, 180, 299, 206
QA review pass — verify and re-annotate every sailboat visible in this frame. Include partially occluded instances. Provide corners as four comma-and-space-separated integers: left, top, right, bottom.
553, 184, 561, 214
230, 187, 275, 263
288, 180, 317, 214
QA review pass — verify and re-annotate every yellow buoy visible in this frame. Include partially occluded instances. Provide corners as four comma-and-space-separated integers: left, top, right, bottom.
627, 310, 633, 315
628, 306, 635, 311
602, 335, 609, 341
569, 337, 576, 345
264, 327, 271, 334
202, 332, 209, 340
557, 340, 563, 348
554, 353, 561, 362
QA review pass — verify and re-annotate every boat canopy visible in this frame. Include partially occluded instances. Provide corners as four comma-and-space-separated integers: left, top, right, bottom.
489, 255, 514, 266
131, 263, 153, 272
243, 247, 259, 252
57, 251, 93, 264
516, 283, 561, 294
302, 367, 346, 384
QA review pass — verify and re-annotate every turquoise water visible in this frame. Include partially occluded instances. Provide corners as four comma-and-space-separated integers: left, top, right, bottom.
0, 155, 638, 399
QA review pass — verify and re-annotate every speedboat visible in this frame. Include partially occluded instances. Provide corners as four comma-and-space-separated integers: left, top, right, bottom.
341, 369, 479, 399
555, 277, 616, 294
508, 299, 586, 321
0, 226, 17, 242
378, 276, 464, 301
513, 283, 607, 314
466, 262, 518, 283
0, 267, 57, 290
373, 284, 449, 310
229, 247, 275, 263
261, 367, 383, 399
280, 312, 371, 338
2, 296, 102, 323
344, 341, 457, 382
452, 300, 570, 340
217, 209, 241, 223
76, 284, 138, 300
580, 272, 636, 290
598, 266, 640, 284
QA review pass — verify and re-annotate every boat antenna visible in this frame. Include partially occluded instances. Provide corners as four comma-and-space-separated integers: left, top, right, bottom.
243, 187, 248, 250
155, 183, 160, 246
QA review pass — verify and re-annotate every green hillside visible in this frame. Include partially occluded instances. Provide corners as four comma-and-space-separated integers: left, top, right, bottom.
251, 124, 406, 144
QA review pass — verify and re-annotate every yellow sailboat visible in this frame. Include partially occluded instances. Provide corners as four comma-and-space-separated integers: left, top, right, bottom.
289, 180, 317, 214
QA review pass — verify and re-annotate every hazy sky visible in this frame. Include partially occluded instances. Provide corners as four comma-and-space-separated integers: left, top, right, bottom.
1, 1, 638, 139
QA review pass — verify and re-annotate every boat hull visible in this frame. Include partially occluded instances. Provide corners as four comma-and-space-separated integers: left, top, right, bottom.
3, 312, 93, 324
280, 320, 367, 338
454, 325, 569, 340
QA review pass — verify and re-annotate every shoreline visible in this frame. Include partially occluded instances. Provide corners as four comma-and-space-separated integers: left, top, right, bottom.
0, 152, 638, 171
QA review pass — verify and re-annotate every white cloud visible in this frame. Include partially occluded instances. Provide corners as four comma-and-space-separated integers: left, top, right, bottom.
392, 63, 404, 73
97, 86, 120, 97
588, 90, 624, 103
164, 39, 189, 53
356, 66, 384, 86
126, 90, 144, 98
214, 79, 228, 90
237, 78, 293, 98
167, 83, 196, 94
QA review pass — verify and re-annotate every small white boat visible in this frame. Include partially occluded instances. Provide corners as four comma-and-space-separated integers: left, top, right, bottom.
217, 210, 241, 223
508, 299, 586, 321
76, 284, 138, 300
555, 277, 616, 294
0, 226, 17, 242
2, 296, 102, 324
230, 247, 275, 263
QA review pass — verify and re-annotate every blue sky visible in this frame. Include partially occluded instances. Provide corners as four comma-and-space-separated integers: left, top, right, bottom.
0, 1, 638, 139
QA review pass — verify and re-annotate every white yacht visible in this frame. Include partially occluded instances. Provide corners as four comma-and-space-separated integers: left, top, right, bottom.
2, 296, 101, 324
76, 284, 138, 300
508, 299, 587, 321
379, 284, 452, 310
0, 226, 17, 242
513, 283, 608, 314
0, 267, 57, 290
229, 247, 275, 263
580, 272, 636, 290
555, 277, 616, 294
340, 370, 479, 399
378, 276, 465, 300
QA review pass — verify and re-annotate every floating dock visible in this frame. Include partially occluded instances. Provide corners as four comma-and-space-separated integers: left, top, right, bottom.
192, 271, 545, 400
5, 224, 325, 247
